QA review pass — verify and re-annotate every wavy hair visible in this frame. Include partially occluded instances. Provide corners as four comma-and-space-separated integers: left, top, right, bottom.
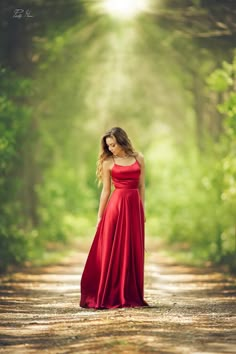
96, 127, 137, 184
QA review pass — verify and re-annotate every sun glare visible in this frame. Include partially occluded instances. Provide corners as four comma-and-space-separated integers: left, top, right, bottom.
102, 0, 146, 19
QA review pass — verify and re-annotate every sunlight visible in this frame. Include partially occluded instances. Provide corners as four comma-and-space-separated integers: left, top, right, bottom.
102, 0, 147, 19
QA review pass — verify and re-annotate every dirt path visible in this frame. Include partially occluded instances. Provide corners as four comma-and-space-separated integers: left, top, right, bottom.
0, 237, 235, 354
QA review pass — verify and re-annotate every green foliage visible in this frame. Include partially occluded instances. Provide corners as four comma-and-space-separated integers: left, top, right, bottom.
146, 55, 236, 269
37, 162, 97, 242
0, 67, 33, 271
146, 139, 235, 265
207, 56, 236, 93
207, 68, 233, 92
0, 68, 31, 174
219, 93, 236, 133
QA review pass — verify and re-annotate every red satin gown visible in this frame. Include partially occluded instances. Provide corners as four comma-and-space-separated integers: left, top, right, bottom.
80, 159, 148, 309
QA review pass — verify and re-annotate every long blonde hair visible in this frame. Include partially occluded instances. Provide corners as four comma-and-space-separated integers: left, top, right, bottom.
96, 127, 137, 184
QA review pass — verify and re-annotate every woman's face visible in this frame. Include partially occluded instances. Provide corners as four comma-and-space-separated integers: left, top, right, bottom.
106, 136, 123, 156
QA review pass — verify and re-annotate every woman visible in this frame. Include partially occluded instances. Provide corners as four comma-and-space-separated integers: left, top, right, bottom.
80, 127, 148, 309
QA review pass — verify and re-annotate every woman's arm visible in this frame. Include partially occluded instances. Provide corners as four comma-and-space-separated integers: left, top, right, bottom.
97, 160, 112, 224
137, 152, 145, 208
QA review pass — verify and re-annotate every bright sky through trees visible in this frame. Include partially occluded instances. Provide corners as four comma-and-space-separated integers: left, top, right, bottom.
101, 0, 147, 19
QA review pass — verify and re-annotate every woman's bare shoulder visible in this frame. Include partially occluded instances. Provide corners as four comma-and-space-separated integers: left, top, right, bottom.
102, 156, 114, 170
135, 152, 144, 164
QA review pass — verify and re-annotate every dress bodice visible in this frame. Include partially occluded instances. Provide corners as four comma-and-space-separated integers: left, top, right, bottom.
111, 160, 140, 189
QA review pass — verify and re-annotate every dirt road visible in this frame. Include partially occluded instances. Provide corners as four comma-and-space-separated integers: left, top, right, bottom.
0, 237, 235, 354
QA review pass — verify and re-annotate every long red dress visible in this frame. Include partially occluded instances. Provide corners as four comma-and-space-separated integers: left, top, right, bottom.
80, 160, 148, 309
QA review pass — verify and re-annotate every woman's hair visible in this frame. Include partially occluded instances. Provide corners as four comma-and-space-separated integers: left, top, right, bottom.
96, 127, 137, 183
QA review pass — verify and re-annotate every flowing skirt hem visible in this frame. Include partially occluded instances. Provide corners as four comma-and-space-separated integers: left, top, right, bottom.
80, 300, 149, 310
